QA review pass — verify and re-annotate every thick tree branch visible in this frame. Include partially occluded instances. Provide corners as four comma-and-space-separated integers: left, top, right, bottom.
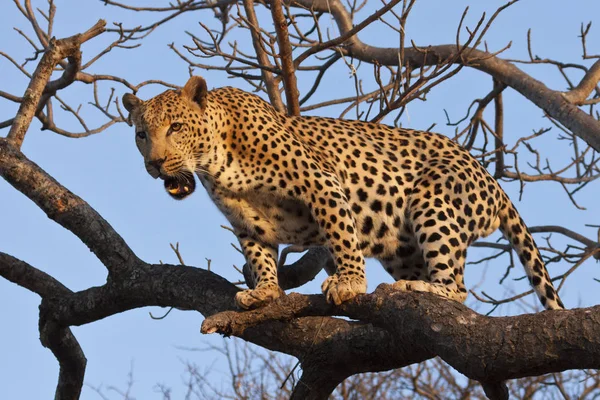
0, 139, 139, 276
291, 367, 347, 400
39, 264, 432, 397
42, 264, 238, 326
6, 19, 106, 149
204, 288, 600, 388
0, 251, 86, 400
0, 252, 70, 297
39, 321, 86, 400
31, 251, 599, 399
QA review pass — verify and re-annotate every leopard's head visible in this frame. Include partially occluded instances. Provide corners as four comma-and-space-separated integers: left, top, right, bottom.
122, 76, 210, 200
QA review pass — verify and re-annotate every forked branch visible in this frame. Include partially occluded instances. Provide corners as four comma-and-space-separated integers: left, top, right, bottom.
6, 19, 106, 148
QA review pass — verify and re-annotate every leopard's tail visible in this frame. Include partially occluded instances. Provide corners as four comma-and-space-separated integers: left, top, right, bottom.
497, 195, 564, 310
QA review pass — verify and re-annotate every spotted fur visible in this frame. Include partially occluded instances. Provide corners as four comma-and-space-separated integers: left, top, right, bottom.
123, 76, 564, 311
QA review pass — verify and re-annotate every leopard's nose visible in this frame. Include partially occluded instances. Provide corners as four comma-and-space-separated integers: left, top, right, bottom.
148, 157, 166, 170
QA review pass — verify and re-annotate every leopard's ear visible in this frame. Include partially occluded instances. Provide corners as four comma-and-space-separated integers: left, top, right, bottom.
122, 93, 142, 113
182, 76, 208, 113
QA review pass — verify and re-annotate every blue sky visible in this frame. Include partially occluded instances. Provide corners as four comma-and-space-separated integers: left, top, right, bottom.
1, 1, 599, 398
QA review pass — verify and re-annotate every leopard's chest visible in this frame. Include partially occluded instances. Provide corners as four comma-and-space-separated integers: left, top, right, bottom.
259, 198, 325, 245
200, 175, 323, 245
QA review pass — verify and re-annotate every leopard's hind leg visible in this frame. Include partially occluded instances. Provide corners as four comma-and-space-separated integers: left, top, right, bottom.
389, 212, 469, 303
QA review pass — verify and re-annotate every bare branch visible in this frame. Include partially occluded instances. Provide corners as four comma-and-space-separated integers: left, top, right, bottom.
287, 0, 600, 151
6, 19, 106, 148
562, 60, 600, 105
270, 0, 301, 115
242, 0, 285, 112
293, 0, 403, 67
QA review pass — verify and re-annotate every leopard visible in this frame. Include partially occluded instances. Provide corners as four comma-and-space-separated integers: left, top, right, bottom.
122, 76, 565, 311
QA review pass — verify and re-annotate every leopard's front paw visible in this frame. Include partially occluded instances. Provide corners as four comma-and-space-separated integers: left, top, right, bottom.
321, 274, 367, 305
235, 285, 283, 309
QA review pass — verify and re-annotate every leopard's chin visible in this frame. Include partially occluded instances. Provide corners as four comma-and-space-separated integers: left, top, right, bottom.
163, 171, 196, 200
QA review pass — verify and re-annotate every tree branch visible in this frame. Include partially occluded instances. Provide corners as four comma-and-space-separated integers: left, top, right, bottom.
12, 245, 596, 400
494, 78, 506, 178
204, 288, 600, 391
0, 252, 70, 297
0, 251, 86, 400
6, 19, 106, 148
562, 59, 600, 104
0, 139, 139, 276
292, 0, 403, 67
288, 0, 600, 151
39, 321, 86, 400
242, 0, 285, 112
270, 0, 300, 115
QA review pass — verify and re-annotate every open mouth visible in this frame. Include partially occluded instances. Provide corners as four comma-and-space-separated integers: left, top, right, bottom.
163, 171, 196, 200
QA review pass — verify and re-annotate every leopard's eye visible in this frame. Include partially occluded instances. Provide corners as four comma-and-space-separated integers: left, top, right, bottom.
171, 122, 182, 132
136, 131, 147, 140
